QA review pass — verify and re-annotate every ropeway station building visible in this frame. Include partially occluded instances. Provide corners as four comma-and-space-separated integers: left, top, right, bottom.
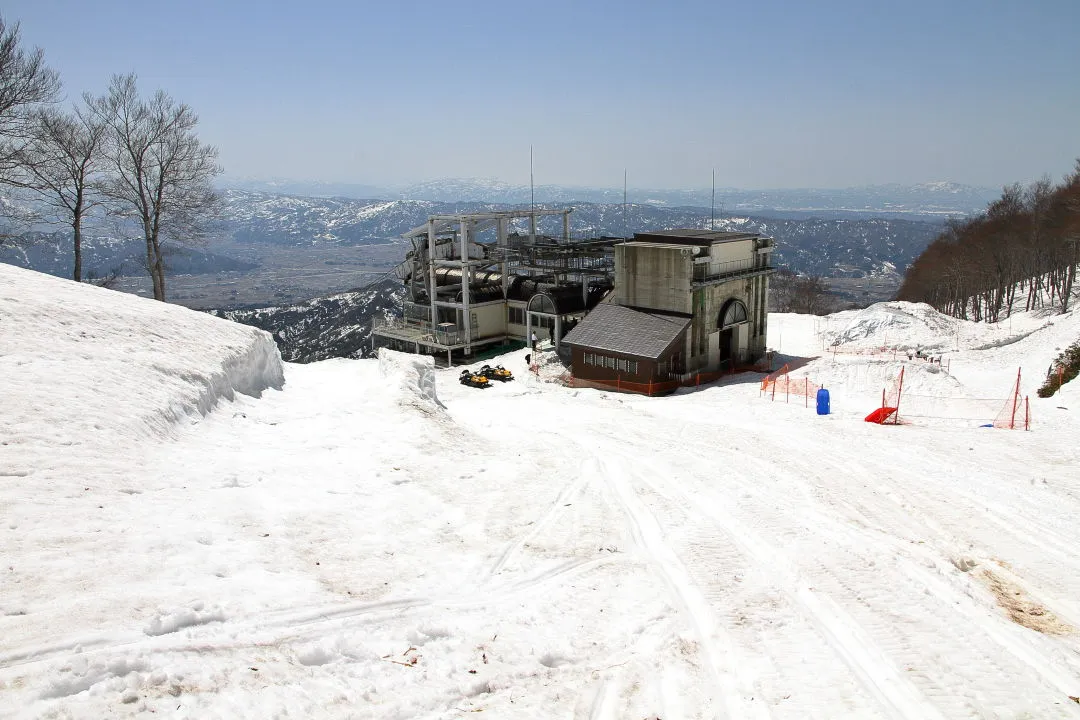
372, 208, 775, 394
372, 208, 616, 364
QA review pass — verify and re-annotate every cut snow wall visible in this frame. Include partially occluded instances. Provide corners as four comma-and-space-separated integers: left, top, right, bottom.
0, 264, 286, 445
378, 348, 444, 409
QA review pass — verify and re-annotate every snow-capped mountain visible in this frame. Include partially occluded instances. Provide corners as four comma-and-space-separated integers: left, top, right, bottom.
390, 179, 999, 217
218, 190, 941, 278
2, 187, 954, 286
218, 177, 999, 217
0, 230, 258, 279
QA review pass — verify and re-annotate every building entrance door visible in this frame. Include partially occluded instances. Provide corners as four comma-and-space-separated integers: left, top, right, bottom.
719, 328, 734, 362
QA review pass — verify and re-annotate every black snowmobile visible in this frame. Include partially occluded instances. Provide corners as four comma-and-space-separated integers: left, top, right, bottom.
459, 369, 491, 388
480, 364, 514, 382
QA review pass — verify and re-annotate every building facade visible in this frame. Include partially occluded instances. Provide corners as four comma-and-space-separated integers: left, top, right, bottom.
564, 229, 774, 392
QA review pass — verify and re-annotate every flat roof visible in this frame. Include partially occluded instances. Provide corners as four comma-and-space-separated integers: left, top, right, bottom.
620, 241, 696, 250
632, 229, 764, 245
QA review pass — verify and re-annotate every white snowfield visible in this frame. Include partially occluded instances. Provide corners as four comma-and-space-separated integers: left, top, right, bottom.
2, 265, 1080, 719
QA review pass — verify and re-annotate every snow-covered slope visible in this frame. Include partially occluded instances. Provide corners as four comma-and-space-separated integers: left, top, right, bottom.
2, 273, 1080, 719
0, 263, 284, 456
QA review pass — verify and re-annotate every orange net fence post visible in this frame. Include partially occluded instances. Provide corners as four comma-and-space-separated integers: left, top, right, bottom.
760, 366, 820, 408
866, 366, 904, 424
993, 368, 1031, 430
761, 363, 790, 400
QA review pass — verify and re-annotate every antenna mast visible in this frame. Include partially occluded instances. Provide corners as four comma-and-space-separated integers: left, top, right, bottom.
529, 146, 536, 243
623, 169, 628, 238
711, 169, 716, 230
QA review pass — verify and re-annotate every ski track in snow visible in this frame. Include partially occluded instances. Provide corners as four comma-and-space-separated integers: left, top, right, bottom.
5, 273, 1080, 718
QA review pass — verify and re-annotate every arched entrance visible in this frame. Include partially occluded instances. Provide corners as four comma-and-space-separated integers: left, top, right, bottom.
526, 292, 559, 350
718, 298, 749, 364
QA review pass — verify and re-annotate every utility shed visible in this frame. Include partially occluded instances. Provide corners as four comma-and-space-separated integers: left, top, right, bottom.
562, 303, 690, 390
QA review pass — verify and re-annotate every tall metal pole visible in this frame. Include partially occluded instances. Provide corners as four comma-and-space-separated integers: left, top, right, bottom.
529, 146, 537, 244
623, 169, 628, 238
711, 169, 715, 231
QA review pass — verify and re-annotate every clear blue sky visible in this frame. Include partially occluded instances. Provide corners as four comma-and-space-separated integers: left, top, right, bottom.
5, 0, 1079, 190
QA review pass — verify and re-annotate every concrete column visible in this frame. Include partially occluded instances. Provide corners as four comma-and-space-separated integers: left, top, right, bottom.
562, 212, 570, 243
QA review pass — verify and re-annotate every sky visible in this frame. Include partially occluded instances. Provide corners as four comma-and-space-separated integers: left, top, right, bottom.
4, 0, 1079, 190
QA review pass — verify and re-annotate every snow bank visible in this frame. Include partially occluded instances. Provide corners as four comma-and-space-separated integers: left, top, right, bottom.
377, 348, 444, 409
824, 301, 979, 352
0, 264, 285, 449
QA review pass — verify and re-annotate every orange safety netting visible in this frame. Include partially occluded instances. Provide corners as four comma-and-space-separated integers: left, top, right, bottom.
760, 364, 822, 407
866, 365, 1031, 429
992, 368, 1031, 430
569, 360, 771, 396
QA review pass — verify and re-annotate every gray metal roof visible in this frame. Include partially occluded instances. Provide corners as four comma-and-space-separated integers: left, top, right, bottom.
562, 303, 689, 360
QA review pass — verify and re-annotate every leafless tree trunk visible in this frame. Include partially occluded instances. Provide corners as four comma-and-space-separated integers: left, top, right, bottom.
17, 104, 105, 281
88, 74, 220, 301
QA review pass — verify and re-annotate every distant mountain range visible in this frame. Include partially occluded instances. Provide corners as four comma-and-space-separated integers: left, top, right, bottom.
217, 190, 941, 278
0, 230, 257, 280
1, 190, 944, 282
220, 177, 1000, 219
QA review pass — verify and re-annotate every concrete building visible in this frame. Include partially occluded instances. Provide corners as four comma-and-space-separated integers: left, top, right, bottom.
564, 229, 774, 393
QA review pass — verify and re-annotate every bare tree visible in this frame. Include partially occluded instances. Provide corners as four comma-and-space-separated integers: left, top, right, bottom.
18, 104, 105, 280
790, 274, 834, 315
0, 16, 60, 184
898, 164, 1080, 319
774, 270, 834, 314
89, 74, 220, 301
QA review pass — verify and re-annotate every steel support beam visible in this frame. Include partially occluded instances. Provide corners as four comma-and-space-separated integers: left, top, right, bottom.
460, 219, 472, 355
427, 220, 438, 336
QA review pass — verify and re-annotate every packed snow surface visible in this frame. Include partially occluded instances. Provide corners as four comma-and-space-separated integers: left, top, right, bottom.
3, 267, 1080, 718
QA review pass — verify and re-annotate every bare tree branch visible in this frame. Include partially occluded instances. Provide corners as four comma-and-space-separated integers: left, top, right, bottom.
16, 103, 105, 280
0, 15, 61, 192
88, 74, 221, 301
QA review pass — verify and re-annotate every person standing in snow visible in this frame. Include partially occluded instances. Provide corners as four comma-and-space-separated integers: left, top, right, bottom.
531, 331, 538, 352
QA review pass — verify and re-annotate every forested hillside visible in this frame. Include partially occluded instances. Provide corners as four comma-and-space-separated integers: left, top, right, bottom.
898, 161, 1080, 320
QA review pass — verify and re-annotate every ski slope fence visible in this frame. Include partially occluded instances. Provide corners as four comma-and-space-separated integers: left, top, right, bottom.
867, 366, 1031, 429
759, 364, 823, 408
826, 344, 951, 373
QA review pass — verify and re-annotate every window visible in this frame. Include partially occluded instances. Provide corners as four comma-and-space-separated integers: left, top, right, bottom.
720, 299, 749, 329
508, 306, 525, 325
